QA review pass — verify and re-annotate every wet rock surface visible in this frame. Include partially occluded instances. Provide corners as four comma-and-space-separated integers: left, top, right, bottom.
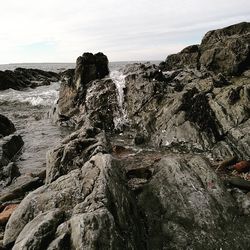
1, 22, 250, 249
0, 115, 16, 138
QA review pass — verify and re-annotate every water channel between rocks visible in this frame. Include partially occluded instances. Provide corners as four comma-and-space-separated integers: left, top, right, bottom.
0, 82, 70, 175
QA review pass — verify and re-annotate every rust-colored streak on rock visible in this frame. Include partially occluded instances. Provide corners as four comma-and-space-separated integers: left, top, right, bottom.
0, 204, 18, 225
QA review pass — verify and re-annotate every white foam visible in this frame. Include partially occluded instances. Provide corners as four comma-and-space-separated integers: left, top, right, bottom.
110, 70, 129, 129
0, 82, 60, 107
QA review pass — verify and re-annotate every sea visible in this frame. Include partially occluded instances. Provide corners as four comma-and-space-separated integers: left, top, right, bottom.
0, 61, 160, 175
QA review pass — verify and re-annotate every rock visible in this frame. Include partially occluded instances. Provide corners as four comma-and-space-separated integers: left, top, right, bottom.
46, 126, 111, 183
3, 153, 145, 249
0, 114, 16, 137
199, 22, 250, 75
12, 209, 64, 250
137, 155, 250, 249
0, 175, 43, 202
0, 68, 60, 90
0, 204, 18, 225
0, 162, 20, 188
163, 44, 200, 71
231, 189, 250, 215
161, 22, 250, 76
74, 52, 109, 90
229, 160, 250, 173
0, 134, 24, 167
54, 52, 115, 129
226, 177, 250, 191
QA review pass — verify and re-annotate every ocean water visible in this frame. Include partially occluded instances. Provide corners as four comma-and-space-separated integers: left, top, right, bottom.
0, 61, 159, 175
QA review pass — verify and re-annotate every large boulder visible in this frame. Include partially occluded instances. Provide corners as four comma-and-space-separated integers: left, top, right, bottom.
160, 45, 200, 71
199, 22, 250, 75
162, 22, 250, 76
0, 134, 24, 167
54, 52, 118, 131
137, 155, 250, 249
0, 114, 16, 137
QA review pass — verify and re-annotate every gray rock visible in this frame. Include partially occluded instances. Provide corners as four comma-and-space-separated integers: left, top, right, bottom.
162, 45, 200, 71
0, 114, 16, 137
199, 22, 250, 75
0, 175, 42, 203
0, 68, 60, 90
3, 153, 145, 249
0, 134, 24, 167
137, 155, 250, 249
46, 126, 111, 183
0, 162, 20, 188
54, 52, 117, 130
13, 209, 64, 250
161, 22, 250, 76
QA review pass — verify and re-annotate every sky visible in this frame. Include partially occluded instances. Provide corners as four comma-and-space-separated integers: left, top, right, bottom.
0, 0, 250, 63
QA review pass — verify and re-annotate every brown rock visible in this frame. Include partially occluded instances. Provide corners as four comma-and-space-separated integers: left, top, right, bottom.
231, 161, 250, 173
0, 204, 18, 225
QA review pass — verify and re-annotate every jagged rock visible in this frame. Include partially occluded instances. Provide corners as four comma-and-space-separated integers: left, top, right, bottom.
0, 114, 16, 137
12, 209, 64, 250
123, 57, 250, 159
46, 126, 111, 183
0, 162, 20, 188
231, 189, 250, 215
162, 45, 200, 71
0, 134, 24, 167
0, 175, 43, 203
137, 155, 250, 249
0, 204, 18, 225
0, 68, 60, 90
161, 22, 250, 76
199, 22, 250, 75
3, 153, 145, 249
54, 52, 116, 129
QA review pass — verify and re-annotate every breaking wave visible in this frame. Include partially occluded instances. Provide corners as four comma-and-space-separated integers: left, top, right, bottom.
0, 82, 60, 107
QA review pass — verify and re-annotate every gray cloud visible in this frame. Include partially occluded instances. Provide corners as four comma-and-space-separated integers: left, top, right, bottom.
0, 0, 249, 63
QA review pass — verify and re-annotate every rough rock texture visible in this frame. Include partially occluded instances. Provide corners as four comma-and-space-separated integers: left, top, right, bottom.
137, 155, 250, 249
0, 134, 24, 167
162, 22, 250, 76
0, 114, 16, 138
0, 68, 60, 90
160, 45, 200, 71
53, 52, 118, 130
123, 61, 250, 160
4, 153, 145, 249
0, 204, 18, 225
46, 126, 111, 183
3, 22, 250, 249
199, 22, 250, 75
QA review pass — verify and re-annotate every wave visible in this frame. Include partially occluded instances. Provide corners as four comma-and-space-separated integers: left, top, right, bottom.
0, 82, 60, 107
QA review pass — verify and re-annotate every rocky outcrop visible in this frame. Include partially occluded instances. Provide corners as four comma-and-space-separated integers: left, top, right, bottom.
0, 68, 60, 90
162, 22, 250, 76
3, 22, 250, 249
0, 114, 16, 138
0, 134, 24, 167
3, 152, 145, 249
159, 45, 200, 71
46, 126, 111, 183
53, 52, 118, 130
199, 22, 250, 75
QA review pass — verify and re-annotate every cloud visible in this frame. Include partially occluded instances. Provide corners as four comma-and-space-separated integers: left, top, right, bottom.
0, 0, 249, 63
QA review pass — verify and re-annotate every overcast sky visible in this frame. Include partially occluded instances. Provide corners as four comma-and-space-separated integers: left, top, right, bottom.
1, 0, 250, 63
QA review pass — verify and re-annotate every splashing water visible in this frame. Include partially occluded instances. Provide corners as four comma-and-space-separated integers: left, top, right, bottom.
0, 82, 60, 107
110, 70, 129, 130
